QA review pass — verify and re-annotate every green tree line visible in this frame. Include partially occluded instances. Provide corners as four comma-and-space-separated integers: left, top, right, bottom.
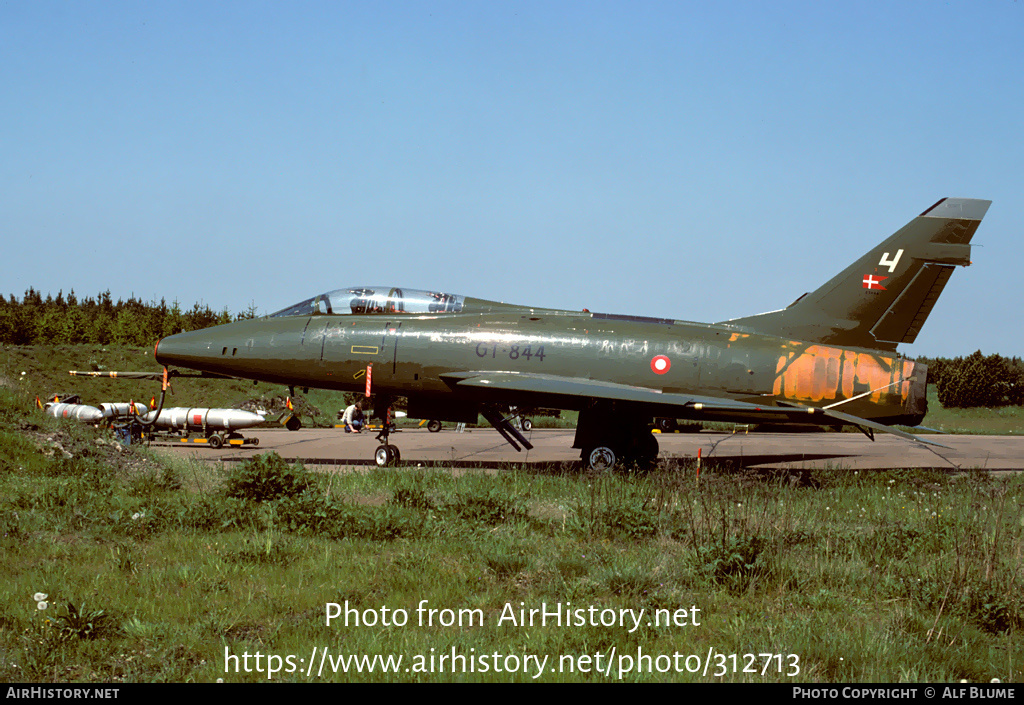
0, 288, 257, 347
918, 352, 1024, 409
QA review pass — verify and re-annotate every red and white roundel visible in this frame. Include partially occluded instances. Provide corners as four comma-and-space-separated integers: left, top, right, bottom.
650, 355, 671, 375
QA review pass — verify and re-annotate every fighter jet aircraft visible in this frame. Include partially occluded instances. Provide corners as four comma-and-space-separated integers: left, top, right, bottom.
154, 197, 989, 469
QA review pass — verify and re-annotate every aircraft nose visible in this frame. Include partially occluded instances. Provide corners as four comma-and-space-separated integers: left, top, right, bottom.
154, 334, 175, 366
153, 329, 209, 368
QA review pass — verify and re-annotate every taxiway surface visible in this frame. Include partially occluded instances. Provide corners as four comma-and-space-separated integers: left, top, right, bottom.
153, 427, 1024, 471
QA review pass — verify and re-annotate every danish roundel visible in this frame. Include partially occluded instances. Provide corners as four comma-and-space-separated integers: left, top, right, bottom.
650, 355, 671, 375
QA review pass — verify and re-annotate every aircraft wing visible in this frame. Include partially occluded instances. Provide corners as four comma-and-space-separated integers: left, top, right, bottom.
440, 370, 946, 447
441, 370, 699, 408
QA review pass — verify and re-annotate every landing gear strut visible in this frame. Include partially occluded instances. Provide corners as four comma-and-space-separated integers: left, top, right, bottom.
574, 402, 659, 471
480, 404, 534, 452
372, 395, 401, 467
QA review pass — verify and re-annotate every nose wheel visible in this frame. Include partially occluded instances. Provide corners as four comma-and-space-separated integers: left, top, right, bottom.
374, 444, 401, 467
373, 405, 401, 466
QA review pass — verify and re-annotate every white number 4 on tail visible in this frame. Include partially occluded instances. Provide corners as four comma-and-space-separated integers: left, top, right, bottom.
879, 249, 903, 273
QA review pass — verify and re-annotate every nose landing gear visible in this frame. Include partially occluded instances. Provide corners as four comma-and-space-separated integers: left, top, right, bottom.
374, 443, 401, 467
372, 397, 401, 467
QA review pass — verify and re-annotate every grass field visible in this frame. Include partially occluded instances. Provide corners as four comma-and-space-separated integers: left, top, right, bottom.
919, 390, 1024, 435
1, 345, 1022, 682
1, 387, 1022, 682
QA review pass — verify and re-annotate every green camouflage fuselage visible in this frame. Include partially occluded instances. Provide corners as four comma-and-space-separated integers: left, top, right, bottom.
155, 298, 926, 427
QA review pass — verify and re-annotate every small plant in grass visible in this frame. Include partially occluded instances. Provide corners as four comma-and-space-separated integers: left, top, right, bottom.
0, 509, 24, 539
228, 532, 299, 566
692, 536, 769, 592
18, 593, 66, 680
54, 601, 112, 641
447, 490, 524, 525
482, 546, 530, 579
391, 487, 435, 510
600, 565, 661, 598
963, 581, 1022, 634
599, 503, 659, 540
554, 556, 591, 580
110, 542, 137, 574
223, 452, 318, 502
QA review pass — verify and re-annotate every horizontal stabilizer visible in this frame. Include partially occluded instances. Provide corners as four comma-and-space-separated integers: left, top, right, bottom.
819, 407, 949, 448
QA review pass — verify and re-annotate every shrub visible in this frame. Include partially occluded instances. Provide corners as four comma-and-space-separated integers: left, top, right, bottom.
935, 351, 1024, 408
223, 453, 318, 502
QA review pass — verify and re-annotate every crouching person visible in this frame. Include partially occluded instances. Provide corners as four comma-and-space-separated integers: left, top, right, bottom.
341, 401, 365, 433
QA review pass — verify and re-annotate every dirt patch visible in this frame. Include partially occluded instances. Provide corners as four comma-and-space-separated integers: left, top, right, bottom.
25, 426, 170, 482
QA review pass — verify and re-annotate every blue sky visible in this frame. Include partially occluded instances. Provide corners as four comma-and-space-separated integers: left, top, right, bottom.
2, 1, 1021, 357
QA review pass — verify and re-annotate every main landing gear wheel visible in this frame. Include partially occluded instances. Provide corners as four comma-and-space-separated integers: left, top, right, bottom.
427, 419, 442, 433
637, 433, 659, 467
574, 403, 662, 472
374, 445, 401, 467
521, 418, 533, 432
586, 446, 617, 472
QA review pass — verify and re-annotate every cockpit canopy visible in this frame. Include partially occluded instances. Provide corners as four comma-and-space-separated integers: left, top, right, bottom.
269, 287, 465, 318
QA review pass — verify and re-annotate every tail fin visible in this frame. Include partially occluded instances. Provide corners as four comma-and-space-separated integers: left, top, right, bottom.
723, 198, 991, 350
